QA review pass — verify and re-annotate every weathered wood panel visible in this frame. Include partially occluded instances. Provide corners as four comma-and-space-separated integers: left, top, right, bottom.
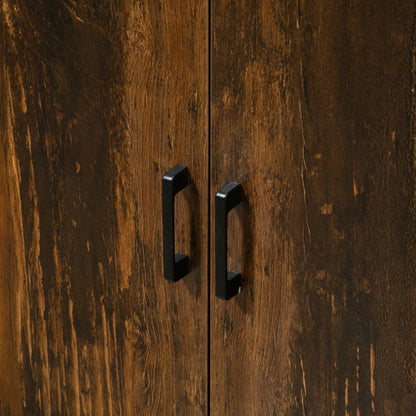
293, 2, 416, 414
211, 0, 305, 413
0, 1, 208, 414
211, 0, 416, 415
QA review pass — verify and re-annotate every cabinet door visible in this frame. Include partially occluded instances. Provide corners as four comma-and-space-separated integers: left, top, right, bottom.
211, 0, 416, 414
0, 1, 208, 414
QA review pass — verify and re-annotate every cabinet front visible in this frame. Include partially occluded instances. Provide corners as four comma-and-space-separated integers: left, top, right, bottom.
2, 1, 416, 415
211, 1, 416, 415
0, 1, 208, 415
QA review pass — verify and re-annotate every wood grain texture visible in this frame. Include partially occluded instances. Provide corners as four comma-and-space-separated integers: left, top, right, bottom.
211, 1, 304, 413
0, 1, 208, 414
211, 0, 416, 415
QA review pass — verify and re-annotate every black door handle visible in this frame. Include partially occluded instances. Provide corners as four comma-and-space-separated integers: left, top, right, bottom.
215, 182, 243, 300
162, 164, 190, 282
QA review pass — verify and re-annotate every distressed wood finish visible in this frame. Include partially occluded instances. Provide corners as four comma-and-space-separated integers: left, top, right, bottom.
211, 1, 305, 413
3, 0, 416, 415
211, 0, 416, 415
0, 1, 208, 415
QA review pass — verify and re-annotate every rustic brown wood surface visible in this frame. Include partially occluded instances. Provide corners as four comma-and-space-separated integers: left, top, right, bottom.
0, 1, 208, 415
211, 0, 416, 415
3, 0, 416, 415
